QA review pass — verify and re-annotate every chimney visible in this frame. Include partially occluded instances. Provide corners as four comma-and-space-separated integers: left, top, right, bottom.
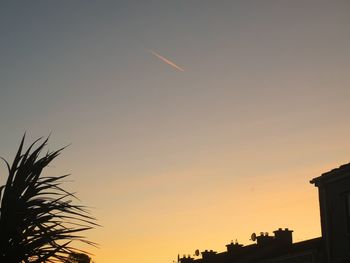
273, 228, 293, 245
226, 241, 243, 254
256, 232, 274, 247
201, 250, 217, 261
180, 255, 194, 263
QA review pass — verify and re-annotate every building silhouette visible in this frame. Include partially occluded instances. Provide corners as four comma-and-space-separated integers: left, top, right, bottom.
179, 162, 350, 263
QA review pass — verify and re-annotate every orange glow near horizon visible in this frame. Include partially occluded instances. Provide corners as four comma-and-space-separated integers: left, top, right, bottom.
75, 158, 347, 263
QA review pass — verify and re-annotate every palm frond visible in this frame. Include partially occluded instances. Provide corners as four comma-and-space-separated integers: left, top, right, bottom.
0, 135, 98, 262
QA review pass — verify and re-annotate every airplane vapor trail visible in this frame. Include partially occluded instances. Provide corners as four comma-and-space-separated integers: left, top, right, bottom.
148, 49, 185, 72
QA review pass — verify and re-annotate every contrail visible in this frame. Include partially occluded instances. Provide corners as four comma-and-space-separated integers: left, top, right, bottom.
148, 49, 185, 72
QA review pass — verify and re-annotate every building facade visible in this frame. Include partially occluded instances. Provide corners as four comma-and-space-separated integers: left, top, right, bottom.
179, 162, 350, 263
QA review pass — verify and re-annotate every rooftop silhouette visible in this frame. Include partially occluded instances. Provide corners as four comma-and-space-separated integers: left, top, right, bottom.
178, 162, 350, 263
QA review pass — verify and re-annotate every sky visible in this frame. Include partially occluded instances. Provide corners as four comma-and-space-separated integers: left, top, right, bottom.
1, 1, 350, 262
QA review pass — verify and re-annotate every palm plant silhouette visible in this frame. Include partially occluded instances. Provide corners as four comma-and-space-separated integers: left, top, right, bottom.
0, 136, 97, 262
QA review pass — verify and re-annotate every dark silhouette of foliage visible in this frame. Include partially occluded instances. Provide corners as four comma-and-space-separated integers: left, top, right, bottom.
0, 136, 97, 262
66, 252, 91, 263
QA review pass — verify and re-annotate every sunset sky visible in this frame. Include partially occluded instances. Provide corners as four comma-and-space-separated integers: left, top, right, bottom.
1, 1, 350, 263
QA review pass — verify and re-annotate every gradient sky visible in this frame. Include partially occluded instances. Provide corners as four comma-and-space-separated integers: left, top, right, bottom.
1, 1, 350, 262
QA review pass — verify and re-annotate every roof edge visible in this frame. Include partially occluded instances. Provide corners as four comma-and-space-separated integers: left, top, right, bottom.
310, 162, 350, 186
